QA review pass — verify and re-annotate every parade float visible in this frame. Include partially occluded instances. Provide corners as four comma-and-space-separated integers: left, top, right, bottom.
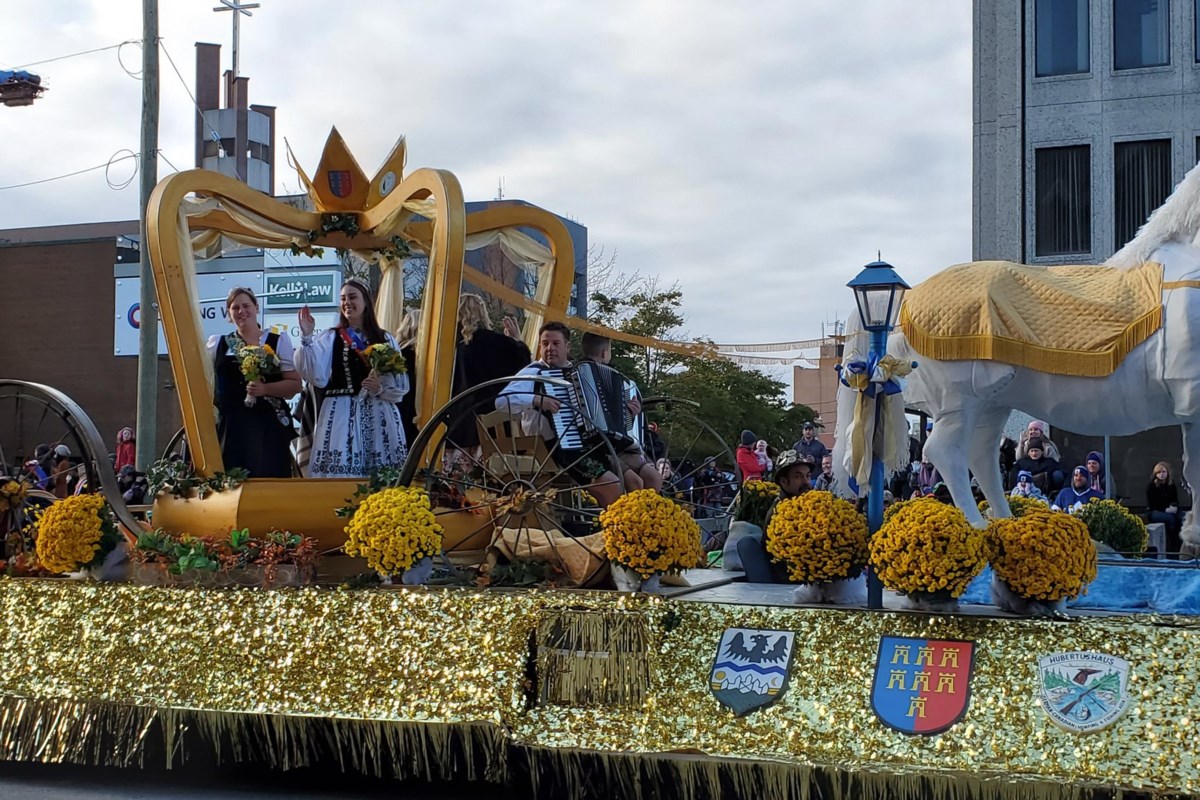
0, 132, 1198, 799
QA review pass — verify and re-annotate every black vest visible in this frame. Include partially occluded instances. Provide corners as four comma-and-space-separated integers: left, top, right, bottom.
325, 330, 372, 396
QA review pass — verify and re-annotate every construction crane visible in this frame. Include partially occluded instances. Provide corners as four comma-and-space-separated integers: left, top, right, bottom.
0, 69, 47, 107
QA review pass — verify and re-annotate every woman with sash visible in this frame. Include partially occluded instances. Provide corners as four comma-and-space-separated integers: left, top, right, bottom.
206, 287, 300, 478
295, 280, 409, 478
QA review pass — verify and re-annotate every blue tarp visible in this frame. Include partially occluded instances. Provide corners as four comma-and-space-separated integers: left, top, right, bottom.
960, 562, 1200, 615
0, 70, 40, 85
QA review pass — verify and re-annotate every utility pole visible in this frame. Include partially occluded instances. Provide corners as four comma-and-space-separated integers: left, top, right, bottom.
135, 0, 160, 470
213, 0, 260, 80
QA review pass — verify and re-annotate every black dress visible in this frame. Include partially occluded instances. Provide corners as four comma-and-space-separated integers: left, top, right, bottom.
213, 332, 296, 478
399, 344, 420, 447
447, 329, 532, 448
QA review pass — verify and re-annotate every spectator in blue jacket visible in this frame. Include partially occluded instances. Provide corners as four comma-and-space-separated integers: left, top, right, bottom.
1052, 466, 1104, 513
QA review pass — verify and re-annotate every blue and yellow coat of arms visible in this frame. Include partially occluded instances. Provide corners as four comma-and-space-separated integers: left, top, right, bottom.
709, 628, 796, 716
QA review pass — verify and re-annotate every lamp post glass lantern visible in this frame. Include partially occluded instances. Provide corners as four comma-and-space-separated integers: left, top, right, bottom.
847, 259, 910, 610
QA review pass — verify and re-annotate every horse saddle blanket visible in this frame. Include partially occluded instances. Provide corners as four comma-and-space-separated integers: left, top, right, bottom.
899, 260, 1163, 377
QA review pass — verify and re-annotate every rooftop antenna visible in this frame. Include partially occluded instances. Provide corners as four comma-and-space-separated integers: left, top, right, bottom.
495, 176, 505, 200
213, 0, 260, 80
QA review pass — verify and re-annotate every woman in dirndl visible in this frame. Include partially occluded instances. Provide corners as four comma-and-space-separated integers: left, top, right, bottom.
207, 287, 301, 478
294, 280, 409, 478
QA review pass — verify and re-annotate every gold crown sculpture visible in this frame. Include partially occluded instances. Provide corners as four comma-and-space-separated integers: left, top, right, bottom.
290, 127, 408, 213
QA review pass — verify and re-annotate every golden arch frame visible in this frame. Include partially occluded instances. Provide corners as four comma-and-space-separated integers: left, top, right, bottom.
145, 158, 575, 543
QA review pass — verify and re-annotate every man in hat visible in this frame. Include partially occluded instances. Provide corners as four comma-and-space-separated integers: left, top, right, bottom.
1051, 466, 1104, 513
792, 421, 829, 466
738, 450, 813, 583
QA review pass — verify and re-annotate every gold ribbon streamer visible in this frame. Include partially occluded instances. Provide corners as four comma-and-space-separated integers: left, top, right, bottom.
844, 354, 914, 490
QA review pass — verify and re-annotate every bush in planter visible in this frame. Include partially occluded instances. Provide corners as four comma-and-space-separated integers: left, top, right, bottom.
1074, 499, 1148, 555
601, 490, 702, 581
34, 495, 124, 575
131, 527, 319, 587
978, 495, 1050, 518
987, 510, 1097, 601
732, 480, 780, 530
765, 491, 868, 585
870, 497, 986, 598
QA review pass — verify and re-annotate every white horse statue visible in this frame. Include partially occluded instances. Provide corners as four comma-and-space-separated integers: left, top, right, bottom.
834, 161, 1200, 554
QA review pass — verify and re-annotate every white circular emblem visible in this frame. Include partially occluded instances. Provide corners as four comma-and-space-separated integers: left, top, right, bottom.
379, 171, 397, 197
1037, 651, 1131, 733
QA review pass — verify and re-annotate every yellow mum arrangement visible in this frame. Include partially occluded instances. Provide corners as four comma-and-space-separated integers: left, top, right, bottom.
601, 490, 703, 579
766, 491, 868, 584
35, 494, 121, 574
344, 487, 443, 574
979, 496, 1049, 518
1074, 499, 1148, 554
988, 510, 1097, 600
733, 479, 780, 528
0, 479, 28, 514
870, 497, 986, 597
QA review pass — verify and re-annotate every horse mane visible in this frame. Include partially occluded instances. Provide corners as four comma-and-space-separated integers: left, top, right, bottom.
1107, 160, 1200, 268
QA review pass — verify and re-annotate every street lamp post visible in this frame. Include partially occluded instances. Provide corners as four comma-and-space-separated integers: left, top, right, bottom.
847, 259, 910, 610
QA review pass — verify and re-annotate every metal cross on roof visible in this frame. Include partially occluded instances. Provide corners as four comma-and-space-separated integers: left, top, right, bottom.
212, 0, 260, 80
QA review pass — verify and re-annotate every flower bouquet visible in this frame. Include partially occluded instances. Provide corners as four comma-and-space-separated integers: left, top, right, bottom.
601, 489, 703, 592
35, 495, 127, 580
237, 343, 281, 407
359, 343, 407, 400
870, 497, 986, 612
987, 510, 1097, 616
766, 490, 868, 604
343, 486, 443, 584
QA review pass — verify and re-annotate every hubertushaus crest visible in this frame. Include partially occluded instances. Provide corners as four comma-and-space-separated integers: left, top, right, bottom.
710, 628, 796, 716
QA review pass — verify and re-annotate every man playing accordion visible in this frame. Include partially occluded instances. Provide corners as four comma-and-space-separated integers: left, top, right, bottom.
496, 322, 624, 507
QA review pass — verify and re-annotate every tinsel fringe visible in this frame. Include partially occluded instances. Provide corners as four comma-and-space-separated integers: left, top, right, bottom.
899, 306, 1161, 378
0, 696, 507, 782
521, 748, 1133, 800
535, 608, 655, 707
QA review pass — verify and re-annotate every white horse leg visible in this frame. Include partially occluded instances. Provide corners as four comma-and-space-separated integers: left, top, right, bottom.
1181, 422, 1200, 556
967, 406, 1012, 520
921, 408, 988, 529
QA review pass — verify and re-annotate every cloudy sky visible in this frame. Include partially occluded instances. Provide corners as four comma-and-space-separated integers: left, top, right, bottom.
1, 1, 972, 362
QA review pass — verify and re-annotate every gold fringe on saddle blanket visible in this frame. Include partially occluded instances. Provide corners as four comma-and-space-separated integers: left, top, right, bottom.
899, 260, 1163, 377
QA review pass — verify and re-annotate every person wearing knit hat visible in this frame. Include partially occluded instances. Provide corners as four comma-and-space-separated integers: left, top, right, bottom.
1010, 436, 1064, 495
736, 430, 766, 483
1051, 466, 1104, 512
1085, 450, 1108, 495
1010, 469, 1046, 500
1016, 419, 1062, 461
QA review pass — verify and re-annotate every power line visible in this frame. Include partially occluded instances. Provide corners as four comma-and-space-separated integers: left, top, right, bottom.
156, 149, 182, 174
0, 151, 138, 192
158, 39, 225, 156
11, 40, 140, 70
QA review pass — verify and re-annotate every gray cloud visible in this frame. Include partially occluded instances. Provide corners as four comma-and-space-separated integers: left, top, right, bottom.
1, 0, 972, 368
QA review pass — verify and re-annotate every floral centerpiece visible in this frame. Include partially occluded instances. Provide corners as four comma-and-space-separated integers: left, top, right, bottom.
130, 527, 321, 587
1074, 499, 1148, 556
343, 486, 443, 584
732, 479, 779, 529
35, 495, 126, 579
766, 490, 868, 604
601, 489, 703, 592
978, 495, 1050, 518
987, 510, 1098, 616
236, 342, 281, 407
870, 497, 987, 612
0, 478, 28, 514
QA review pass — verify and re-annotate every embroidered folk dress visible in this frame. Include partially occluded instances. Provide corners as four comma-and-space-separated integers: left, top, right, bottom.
294, 328, 409, 478
206, 329, 297, 478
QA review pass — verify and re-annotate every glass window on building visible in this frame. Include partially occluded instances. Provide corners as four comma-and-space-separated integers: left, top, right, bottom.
1114, 139, 1172, 249
1036, 0, 1090, 76
1114, 0, 1170, 70
1035, 145, 1091, 257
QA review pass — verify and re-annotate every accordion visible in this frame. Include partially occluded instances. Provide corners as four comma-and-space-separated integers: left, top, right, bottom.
541, 362, 643, 452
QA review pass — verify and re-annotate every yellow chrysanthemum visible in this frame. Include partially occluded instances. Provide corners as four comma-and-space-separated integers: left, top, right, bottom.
765, 491, 868, 584
979, 495, 1050, 518
870, 497, 986, 597
344, 487, 443, 574
0, 480, 28, 513
600, 490, 703, 579
987, 510, 1097, 601
35, 494, 110, 574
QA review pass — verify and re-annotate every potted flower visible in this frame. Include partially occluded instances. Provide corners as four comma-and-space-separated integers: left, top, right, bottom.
343, 486, 443, 584
221, 528, 320, 587
870, 497, 986, 612
723, 479, 780, 571
601, 490, 703, 592
766, 490, 869, 604
987, 510, 1098, 616
34, 495, 127, 580
1074, 499, 1148, 557
979, 495, 1050, 519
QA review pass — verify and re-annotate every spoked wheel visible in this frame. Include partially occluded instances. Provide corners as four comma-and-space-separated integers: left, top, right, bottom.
399, 376, 625, 586
161, 426, 190, 464
0, 380, 143, 550
642, 396, 740, 539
